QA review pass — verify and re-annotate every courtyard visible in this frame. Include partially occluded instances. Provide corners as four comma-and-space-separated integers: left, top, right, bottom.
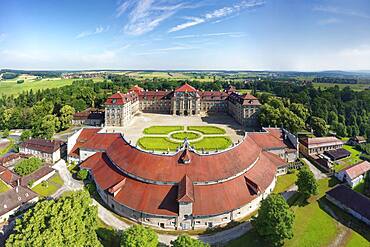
104, 113, 246, 153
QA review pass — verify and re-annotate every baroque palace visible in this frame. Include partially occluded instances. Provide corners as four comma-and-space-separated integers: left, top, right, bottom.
67, 86, 299, 230
105, 83, 261, 128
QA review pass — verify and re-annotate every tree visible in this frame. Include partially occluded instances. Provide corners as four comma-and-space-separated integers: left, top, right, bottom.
20, 129, 32, 141
120, 225, 158, 247
289, 103, 309, 122
334, 122, 347, 138
77, 169, 89, 180
253, 194, 295, 246
60, 105, 75, 130
14, 157, 43, 176
33, 115, 60, 139
296, 167, 318, 198
6, 190, 101, 247
171, 235, 209, 247
310, 117, 328, 137
2, 129, 9, 138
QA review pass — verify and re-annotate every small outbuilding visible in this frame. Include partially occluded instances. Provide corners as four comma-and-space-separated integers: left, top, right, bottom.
19, 138, 66, 164
335, 161, 370, 187
348, 136, 367, 146
326, 185, 370, 226
324, 148, 351, 161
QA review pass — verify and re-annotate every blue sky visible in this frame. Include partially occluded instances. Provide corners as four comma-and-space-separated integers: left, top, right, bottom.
1, 0, 370, 71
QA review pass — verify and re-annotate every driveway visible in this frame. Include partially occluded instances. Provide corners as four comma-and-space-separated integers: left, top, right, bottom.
52, 159, 83, 198
302, 158, 327, 180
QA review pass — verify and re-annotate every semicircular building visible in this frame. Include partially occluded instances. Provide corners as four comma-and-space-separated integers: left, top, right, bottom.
68, 127, 298, 230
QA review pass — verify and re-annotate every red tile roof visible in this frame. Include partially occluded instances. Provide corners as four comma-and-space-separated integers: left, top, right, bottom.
69, 128, 101, 157
177, 175, 194, 203
78, 128, 292, 217
175, 83, 197, 92
106, 136, 261, 183
20, 139, 64, 154
300, 136, 343, 148
343, 161, 370, 180
0, 168, 20, 186
82, 149, 278, 216
105, 91, 138, 105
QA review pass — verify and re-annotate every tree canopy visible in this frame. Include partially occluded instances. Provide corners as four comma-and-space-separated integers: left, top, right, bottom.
13, 157, 43, 176
296, 167, 318, 198
171, 234, 209, 247
120, 225, 158, 247
6, 190, 101, 247
253, 193, 295, 246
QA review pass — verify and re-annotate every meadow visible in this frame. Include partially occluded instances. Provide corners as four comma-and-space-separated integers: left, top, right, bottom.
312, 82, 369, 91
0, 75, 106, 96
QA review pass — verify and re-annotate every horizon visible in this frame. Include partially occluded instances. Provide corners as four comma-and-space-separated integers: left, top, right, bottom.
1, 0, 370, 71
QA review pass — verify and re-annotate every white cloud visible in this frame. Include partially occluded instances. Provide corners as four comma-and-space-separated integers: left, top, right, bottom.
116, 0, 190, 35
76, 25, 110, 39
169, 0, 265, 32
314, 5, 370, 19
169, 17, 205, 33
173, 32, 246, 39
318, 18, 341, 25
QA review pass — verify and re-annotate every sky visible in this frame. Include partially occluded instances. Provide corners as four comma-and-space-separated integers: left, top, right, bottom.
1, 0, 370, 71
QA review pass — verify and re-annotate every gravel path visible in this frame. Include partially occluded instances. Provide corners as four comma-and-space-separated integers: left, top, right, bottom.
301, 158, 327, 179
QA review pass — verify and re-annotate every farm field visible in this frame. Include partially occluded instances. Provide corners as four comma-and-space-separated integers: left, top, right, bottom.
312, 82, 369, 91
121, 71, 217, 82
0, 75, 106, 96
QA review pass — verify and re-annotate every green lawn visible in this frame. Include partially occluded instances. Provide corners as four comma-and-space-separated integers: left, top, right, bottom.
137, 137, 181, 151
334, 145, 363, 172
49, 174, 64, 186
187, 126, 226, 134
32, 174, 64, 197
191, 137, 232, 151
137, 136, 233, 151
170, 132, 200, 140
0, 77, 105, 96
227, 178, 369, 247
143, 126, 184, 135
273, 171, 297, 194
32, 181, 60, 197
0, 138, 14, 156
0, 179, 10, 193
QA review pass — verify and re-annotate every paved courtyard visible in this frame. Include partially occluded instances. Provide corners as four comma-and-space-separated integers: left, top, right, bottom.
103, 112, 246, 145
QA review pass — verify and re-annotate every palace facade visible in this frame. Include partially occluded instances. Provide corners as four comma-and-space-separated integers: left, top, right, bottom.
105, 84, 261, 128
67, 127, 298, 230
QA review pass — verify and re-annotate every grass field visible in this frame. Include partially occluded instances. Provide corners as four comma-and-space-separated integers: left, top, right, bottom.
273, 171, 297, 194
334, 145, 363, 172
138, 136, 232, 151
170, 132, 200, 140
227, 178, 369, 247
312, 83, 369, 91
0, 138, 14, 156
143, 126, 184, 135
187, 126, 226, 134
32, 174, 64, 197
138, 137, 181, 151
191, 137, 232, 151
0, 179, 10, 193
0, 76, 106, 96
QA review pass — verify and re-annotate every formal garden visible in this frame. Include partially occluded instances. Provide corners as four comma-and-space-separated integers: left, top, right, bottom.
137, 125, 233, 152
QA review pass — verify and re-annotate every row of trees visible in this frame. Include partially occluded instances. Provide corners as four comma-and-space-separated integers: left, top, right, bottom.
255, 80, 370, 139
6, 190, 209, 247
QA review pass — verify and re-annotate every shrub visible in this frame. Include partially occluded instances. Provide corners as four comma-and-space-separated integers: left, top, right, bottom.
77, 169, 89, 180
14, 157, 43, 176
17, 80, 24, 84
121, 225, 158, 247
2, 129, 9, 138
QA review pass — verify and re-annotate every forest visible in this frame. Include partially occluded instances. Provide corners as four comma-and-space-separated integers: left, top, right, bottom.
0, 75, 368, 140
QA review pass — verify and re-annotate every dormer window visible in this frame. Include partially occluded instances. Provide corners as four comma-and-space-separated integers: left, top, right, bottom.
112, 99, 117, 104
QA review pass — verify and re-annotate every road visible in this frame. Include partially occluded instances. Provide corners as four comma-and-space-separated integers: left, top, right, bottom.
301, 158, 327, 179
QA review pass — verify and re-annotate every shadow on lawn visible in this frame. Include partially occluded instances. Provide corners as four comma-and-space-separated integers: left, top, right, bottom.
318, 196, 370, 242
